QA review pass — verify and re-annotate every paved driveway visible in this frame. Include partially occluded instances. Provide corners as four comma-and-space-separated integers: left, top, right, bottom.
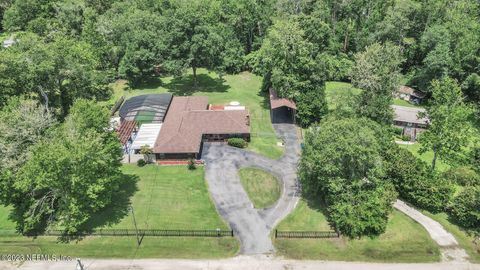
202, 124, 301, 254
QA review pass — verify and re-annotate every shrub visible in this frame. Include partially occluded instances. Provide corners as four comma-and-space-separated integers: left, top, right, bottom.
442, 166, 480, 186
384, 147, 455, 212
448, 186, 480, 234
187, 159, 196, 170
400, 134, 410, 141
227, 137, 247, 148
137, 159, 146, 167
393, 126, 404, 136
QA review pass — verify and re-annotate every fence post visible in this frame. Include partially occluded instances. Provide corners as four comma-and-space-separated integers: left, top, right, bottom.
275, 229, 277, 239
231, 230, 233, 237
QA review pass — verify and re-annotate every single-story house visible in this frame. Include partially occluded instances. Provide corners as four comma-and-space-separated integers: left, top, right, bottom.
269, 88, 296, 124
392, 105, 429, 141
396, 86, 426, 104
153, 96, 251, 159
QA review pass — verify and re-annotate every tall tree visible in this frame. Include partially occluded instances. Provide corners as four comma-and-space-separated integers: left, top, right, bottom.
220, 0, 273, 54
351, 42, 403, 125
300, 117, 397, 238
163, 0, 243, 86
0, 97, 55, 204
10, 99, 124, 235
0, 33, 111, 115
420, 77, 474, 170
251, 18, 328, 126
0, 0, 13, 31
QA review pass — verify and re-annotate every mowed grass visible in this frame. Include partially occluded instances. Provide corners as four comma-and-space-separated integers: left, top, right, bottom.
393, 98, 424, 108
325, 81, 361, 110
398, 142, 450, 172
326, 81, 423, 110
0, 165, 239, 258
238, 168, 281, 209
109, 69, 284, 159
422, 211, 480, 263
274, 200, 440, 262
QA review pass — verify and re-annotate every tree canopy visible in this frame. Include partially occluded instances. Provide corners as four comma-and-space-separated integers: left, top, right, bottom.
9, 99, 124, 235
419, 77, 474, 170
300, 118, 397, 238
351, 42, 403, 125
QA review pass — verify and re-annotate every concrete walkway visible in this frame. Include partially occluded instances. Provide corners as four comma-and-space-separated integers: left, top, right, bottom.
202, 124, 300, 254
394, 200, 469, 262
2, 255, 479, 270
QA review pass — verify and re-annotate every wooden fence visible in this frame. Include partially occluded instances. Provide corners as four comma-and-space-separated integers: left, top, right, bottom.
275, 230, 339, 239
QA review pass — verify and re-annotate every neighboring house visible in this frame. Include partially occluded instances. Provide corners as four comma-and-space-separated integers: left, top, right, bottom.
392, 105, 428, 141
269, 88, 297, 124
153, 96, 250, 160
396, 86, 426, 104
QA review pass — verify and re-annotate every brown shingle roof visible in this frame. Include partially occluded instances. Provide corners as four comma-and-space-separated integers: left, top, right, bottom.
269, 88, 297, 110
153, 96, 250, 154
398, 86, 426, 99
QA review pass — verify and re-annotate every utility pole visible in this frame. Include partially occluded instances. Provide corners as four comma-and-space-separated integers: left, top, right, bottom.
129, 206, 141, 246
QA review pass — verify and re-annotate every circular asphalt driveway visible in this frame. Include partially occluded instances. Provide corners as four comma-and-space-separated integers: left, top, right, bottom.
202, 124, 301, 254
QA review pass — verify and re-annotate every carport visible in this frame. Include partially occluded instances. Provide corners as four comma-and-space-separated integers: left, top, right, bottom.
269, 88, 296, 124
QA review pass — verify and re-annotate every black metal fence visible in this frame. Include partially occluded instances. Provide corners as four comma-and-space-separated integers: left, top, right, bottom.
275, 230, 339, 239
3, 229, 234, 238
45, 229, 234, 237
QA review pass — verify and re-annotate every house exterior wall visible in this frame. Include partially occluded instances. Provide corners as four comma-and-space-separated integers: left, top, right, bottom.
202, 133, 250, 142
393, 120, 427, 129
156, 153, 198, 160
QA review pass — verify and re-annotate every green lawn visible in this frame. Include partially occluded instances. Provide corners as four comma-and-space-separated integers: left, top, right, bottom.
238, 168, 281, 209
422, 211, 480, 263
109, 69, 284, 159
274, 199, 440, 262
0, 165, 239, 258
398, 142, 450, 172
325, 81, 361, 110
393, 98, 424, 108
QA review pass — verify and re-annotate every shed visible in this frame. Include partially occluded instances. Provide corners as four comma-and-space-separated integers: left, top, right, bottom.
269, 88, 296, 123
397, 86, 426, 103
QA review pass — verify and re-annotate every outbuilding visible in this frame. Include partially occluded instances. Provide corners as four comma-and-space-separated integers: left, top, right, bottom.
269, 88, 296, 124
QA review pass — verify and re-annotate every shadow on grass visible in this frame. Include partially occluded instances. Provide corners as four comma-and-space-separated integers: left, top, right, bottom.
163, 74, 230, 96
303, 194, 336, 230
129, 73, 230, 96
60, 173, 139, 242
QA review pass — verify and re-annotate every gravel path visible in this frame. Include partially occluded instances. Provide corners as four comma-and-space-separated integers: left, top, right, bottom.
2, 255, 479, 270
394, 200, 469, 262
202, 124, 300, 254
